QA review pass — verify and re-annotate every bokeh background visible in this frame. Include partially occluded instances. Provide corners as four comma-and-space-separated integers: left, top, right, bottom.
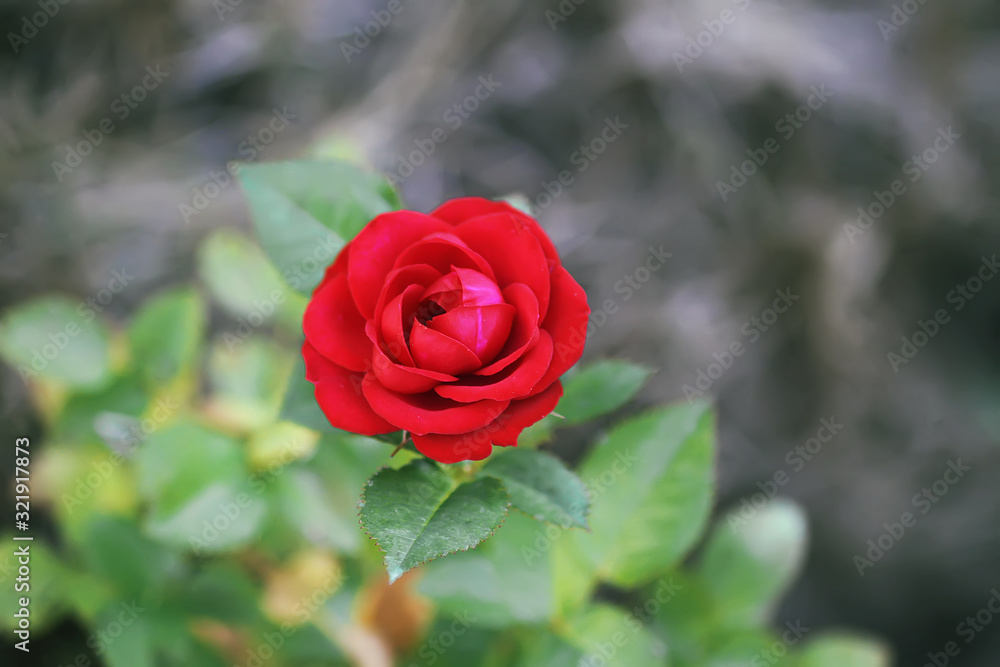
3, 0, 1000, 665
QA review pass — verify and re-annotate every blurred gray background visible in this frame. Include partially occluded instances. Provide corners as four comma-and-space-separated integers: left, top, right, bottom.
3, 0, 1000, 664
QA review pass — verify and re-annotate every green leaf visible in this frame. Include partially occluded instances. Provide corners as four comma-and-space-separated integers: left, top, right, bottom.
798, 634, 893, 667
561, 603, 668, 667
696, 498, 808, 625
178, 564, 264, 625
571, 401, 716, 588
271, 469, 360, 553
80, 517, 185, 598
98, 605, 154, 667
238, 159, 400, 293
128, 288, 205, 388
706, 629, 794, 666
558, 361, 653, 425
206, 337, 294, 430
0, 296, 112, 388
197, 229, 305, 333
418, 512, 554, 626
135, 421, 265, 552
359, 460, 510, 583
482, 448, 590, 528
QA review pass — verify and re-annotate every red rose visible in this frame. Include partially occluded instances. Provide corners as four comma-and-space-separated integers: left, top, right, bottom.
302, 197, 589, 463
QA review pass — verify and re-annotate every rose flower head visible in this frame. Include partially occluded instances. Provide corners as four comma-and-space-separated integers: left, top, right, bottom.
302, 197, 589, 463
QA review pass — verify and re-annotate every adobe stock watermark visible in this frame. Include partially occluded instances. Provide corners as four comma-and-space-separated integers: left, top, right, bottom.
672, 0, 751, 72
579, 578, 681, 667
878, 0, 932, 40
15, 268, 135, 386
922, 588, 1000, 667
853, 459, 969, 576
8, 0, 72, 54
844, 125, 960, 243
339, 0, 417, 62
51, 65, 170, 182
386, 75, 502, 186
726, 417, 843, 532
716, 85, 833, 201
179, 107, 296, 223
682, 288, 799, 401
887, 255, 999, 372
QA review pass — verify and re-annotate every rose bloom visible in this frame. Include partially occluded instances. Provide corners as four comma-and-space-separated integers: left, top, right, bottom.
302, 197, 589, 463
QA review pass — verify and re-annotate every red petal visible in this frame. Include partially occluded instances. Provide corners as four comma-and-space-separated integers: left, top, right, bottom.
431, 197, 561, 271
435, 330, 552, 402
427, 304, 515, 364
362, 375, 509, 435
370, 340, 456, 394
475, 283, 540, 376
379, 284, 424, 366
410, 431, 495, 464
302, 342, 395, 435
348, 211, 450, 318
303, 272, 371, 372
530, 266, 590, 395
392, 232, 496, 281
409, 320, 482, 375
455, 213, 551, 318
371, 264, 442, 352
423, 267, 503, 311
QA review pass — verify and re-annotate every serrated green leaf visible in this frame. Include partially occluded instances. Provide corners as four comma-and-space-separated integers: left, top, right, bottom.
482, 448, 590, 528
571, 400, 716, 588
697, 498, 808, 626
558, 361, 653, 425
0, 296, 112, 388
128, 288, 205, 388
360, 460, 510, 583
798, 634, 893, 667
238, 159, 400, 293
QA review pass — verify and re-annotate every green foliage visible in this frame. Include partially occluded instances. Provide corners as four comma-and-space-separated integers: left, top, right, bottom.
0, 296, 113, 388
418, 512, 555, 626
696, 499, 808, 626
237, 159, 400, 293
128, 288, 205, 389
359, 460, 511, 583
557, 360, 653, 425
570, 401, 716, 587
481, 448, 590, 528
799, 634, 893, 666
0, 159, 890, 667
